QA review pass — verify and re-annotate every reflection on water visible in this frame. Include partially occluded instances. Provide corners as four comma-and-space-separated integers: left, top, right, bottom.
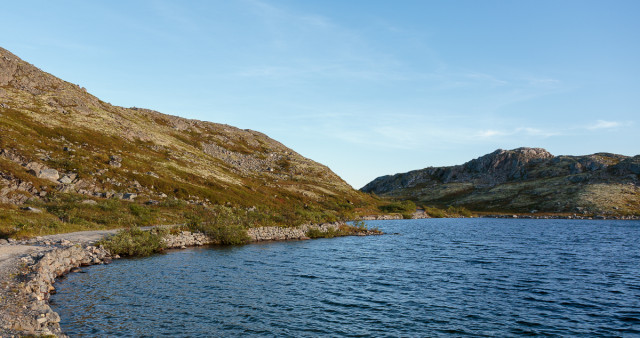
51, 218, 640, 336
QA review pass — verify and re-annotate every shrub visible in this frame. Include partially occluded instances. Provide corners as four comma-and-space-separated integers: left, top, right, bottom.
379, 200, 416, 214
185, 206, 250, 245
97, 227, 165, 257
424, 206, 446, 218
305, 221, 381, 239
446, 206, 473, 217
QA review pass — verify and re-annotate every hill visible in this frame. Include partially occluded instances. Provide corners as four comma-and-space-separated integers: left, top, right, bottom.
0, 46, 379, 238
361, 147, 640, 215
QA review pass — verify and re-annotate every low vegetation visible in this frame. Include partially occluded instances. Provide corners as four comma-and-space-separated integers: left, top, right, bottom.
423, 205, 473, 218
379, 200, 416, 218
305, 220, 380, 239
97, 227, 165, 257
0, 194, 190, 239
184, 206, 250, 245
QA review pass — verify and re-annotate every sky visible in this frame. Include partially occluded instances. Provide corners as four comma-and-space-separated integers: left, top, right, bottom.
1, 0, 639, 188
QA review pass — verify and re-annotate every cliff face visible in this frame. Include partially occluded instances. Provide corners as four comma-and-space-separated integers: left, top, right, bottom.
0, 47, 373, 214
361, 148, 640, 215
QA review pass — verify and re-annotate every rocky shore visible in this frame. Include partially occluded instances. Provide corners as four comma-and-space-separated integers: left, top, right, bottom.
359, 211, 431, 220
360, 212, 640, 221
0, 222, 372, 337
0, 242, 113, 336
482, 214, 640, 220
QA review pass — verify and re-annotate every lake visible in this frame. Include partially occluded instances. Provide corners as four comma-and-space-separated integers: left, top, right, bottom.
50, 218, 640, 336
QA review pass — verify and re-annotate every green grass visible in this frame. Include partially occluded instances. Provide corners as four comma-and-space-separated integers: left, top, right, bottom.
0, 193, 189, 239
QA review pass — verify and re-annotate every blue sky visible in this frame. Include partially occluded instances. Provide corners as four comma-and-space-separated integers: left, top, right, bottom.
2, 0, 638, 188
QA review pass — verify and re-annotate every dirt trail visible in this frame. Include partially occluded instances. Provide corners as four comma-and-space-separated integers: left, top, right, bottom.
0, 226, 159, 272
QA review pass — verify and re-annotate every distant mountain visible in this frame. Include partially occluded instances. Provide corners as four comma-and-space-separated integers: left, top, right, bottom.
361, 147, 640, 215
0, 46, 375, 221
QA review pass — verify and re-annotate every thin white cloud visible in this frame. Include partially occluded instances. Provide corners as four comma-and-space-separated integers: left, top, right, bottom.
526, 77, 561, 86
464, 72, 509, 86
586, 120, 622, 130
475, 127, 561, 139
477, 129, 506, 138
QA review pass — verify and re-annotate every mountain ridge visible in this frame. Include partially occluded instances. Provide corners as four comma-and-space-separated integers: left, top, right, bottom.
361, 147, 640, 215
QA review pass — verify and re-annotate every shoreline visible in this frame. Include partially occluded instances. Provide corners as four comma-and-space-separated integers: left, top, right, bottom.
481, 214, 640, 220
360, 212, 640, 221
0, 222, 380, 337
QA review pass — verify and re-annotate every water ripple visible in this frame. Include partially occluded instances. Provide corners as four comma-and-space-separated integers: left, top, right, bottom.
51, 218, 640, 336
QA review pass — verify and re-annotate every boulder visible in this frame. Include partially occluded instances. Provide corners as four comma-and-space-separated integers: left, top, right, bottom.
122, 193, 137, 200
22, 206, 42, 213
25, 161, 44, 172
108, 154, 122, 168
58, 175, 73, 184
37, 168, 59, 182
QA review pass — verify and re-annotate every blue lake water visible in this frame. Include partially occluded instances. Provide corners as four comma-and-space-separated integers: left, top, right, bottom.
50, 218, 640, 336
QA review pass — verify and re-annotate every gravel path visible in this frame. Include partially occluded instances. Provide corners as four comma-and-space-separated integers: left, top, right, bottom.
0, 226, 156, 279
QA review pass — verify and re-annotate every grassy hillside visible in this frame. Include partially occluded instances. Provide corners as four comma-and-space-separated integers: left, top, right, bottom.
0, 46, 382, 238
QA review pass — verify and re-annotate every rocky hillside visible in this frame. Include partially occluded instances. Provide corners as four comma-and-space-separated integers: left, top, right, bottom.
0, 46, 378, 236
361, 147, 640, 215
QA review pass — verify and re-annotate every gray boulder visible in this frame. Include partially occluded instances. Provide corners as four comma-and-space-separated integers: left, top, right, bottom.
22, 206, 42, 213
37, 168, 59, 182
123, 193, 137, 200
58, 175, 73, 184
109, 154, 122, 168
25, 161, 43, 172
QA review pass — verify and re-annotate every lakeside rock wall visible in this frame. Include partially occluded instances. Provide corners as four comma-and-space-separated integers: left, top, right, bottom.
160, 222, 346, 247
360, 214, 402, 220
359, 212, 431, 220
163, 231, 213, 248
2, 244, 112, 337
247, 222, 342, 241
